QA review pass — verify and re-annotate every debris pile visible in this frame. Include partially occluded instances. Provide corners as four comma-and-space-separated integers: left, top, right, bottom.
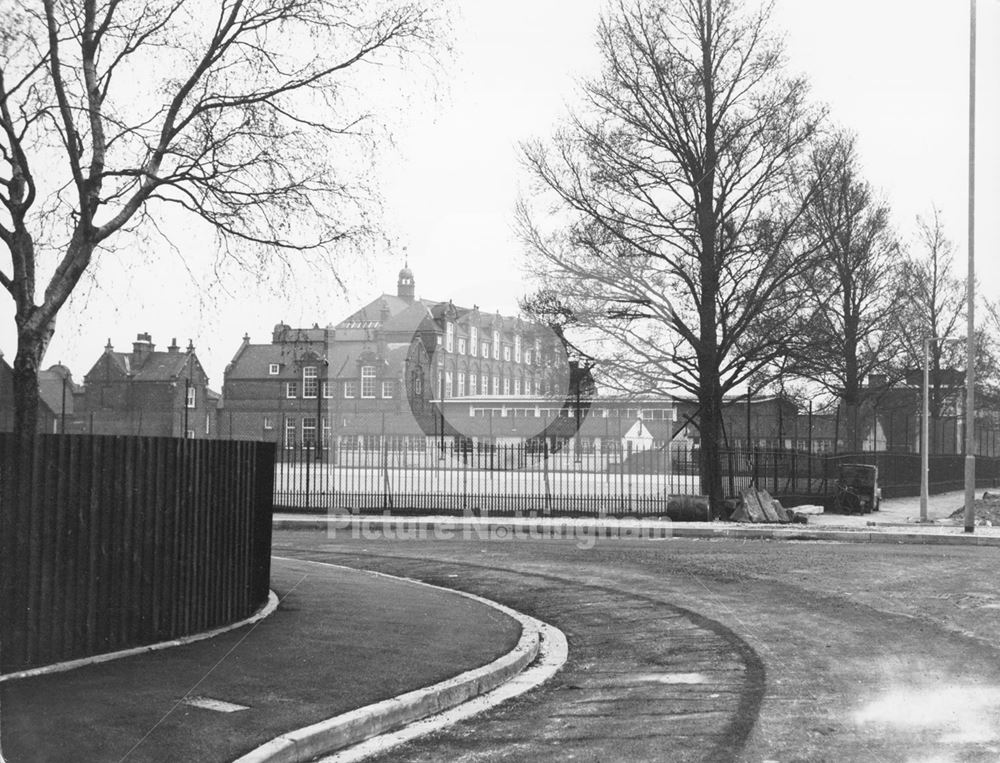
729, 488, 798, 524
947, 491, 1000, 527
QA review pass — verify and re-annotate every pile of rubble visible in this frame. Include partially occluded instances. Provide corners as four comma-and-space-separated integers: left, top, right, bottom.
947, 491, 1000, 527
728, 487, 810, 524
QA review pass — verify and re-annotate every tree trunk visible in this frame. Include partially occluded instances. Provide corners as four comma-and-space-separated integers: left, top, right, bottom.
698, 380, 725, 515
695, 0, 723, 514
843, 400, 859, 452
12, 325, 51, 441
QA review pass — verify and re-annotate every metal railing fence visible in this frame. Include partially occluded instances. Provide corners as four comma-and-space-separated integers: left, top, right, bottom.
267, 438, 1000, 514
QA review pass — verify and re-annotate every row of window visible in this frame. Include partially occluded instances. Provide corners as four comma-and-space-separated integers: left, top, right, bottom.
284, 379, 396, 400
437, 372, 549, 398
273, 418, 669, 454
281, 365, 396, 400
467, 407, 675, 420
443, 323, 541, 365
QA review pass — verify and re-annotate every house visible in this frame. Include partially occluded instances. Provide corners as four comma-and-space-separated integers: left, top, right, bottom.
0, 355, 78, 433
75, 333, 218, 438
672, 394, 804, 451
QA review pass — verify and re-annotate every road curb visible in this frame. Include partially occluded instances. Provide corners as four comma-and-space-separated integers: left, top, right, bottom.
273, 515, 1000, 547
234, 560, 559, 763
273, 515, 674, 539
0, 590, 280, 684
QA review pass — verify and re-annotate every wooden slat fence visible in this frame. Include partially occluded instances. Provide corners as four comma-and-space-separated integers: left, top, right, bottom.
0, 434, 275, 674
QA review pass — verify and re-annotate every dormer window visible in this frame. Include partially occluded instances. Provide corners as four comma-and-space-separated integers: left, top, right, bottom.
470, 327, 478, 356
446, 322, 454, 353
492, 330, 500, 360
514, 335, 522, 363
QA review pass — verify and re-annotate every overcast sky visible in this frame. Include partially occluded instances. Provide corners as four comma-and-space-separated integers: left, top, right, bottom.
2, 0, 998, 388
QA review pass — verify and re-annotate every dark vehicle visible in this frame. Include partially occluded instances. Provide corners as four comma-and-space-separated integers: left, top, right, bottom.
830, 463, 880, 514
607, 445, 671, 474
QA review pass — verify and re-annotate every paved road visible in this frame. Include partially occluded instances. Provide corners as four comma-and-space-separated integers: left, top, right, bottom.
274, 528, 1000, 762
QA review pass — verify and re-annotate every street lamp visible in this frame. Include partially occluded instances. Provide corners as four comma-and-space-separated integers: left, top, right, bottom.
964, 0, 977, 533
920, 336, 962, 522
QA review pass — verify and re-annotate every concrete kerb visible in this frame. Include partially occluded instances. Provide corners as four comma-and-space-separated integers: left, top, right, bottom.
235, 559, 565, 763
273, 514, 1000, 547
0, 590, 280, 684
273, 514, 674, 540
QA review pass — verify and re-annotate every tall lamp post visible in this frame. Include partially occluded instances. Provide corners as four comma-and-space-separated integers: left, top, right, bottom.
964, 0, 977, 533
921, 336, 962, 522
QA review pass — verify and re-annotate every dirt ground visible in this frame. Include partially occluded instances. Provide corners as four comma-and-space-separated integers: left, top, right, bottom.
948, 492, 1000, 526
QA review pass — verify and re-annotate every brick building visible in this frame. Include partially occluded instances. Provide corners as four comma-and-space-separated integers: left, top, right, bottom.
74, 333, 217, 437
0, 355, 72, 433
219, 267, 600, 450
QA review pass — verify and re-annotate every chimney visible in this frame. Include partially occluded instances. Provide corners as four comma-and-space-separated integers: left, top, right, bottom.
132, 333, 154, 365
168, 337, 180, 353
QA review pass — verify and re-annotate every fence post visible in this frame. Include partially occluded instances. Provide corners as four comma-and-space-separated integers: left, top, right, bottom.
304, 442, 311, 510
542, 437, 553, 515
727, 447, 735, 497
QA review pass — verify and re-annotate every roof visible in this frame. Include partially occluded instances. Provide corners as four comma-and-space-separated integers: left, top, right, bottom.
225, 342, 327, 380
380, 302, 436, 336
130, 352, 190, 381
38, 367, 80, 415
0, 357, 58, 418
336, 294, 439, 331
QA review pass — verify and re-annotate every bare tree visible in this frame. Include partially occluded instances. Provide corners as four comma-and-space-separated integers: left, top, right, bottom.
891, 208, 966, 451
789, 132, 902, 451
518, 0, 823, 510
0, 0, 436, 436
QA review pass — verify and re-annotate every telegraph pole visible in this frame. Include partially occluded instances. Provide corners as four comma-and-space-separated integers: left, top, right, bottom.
964, 0, 977, 533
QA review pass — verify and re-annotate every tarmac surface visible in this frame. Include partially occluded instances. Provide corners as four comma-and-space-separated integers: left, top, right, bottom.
0, 558, 522, 763
0, 488, 993, 763
276, 501, 1000, 762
